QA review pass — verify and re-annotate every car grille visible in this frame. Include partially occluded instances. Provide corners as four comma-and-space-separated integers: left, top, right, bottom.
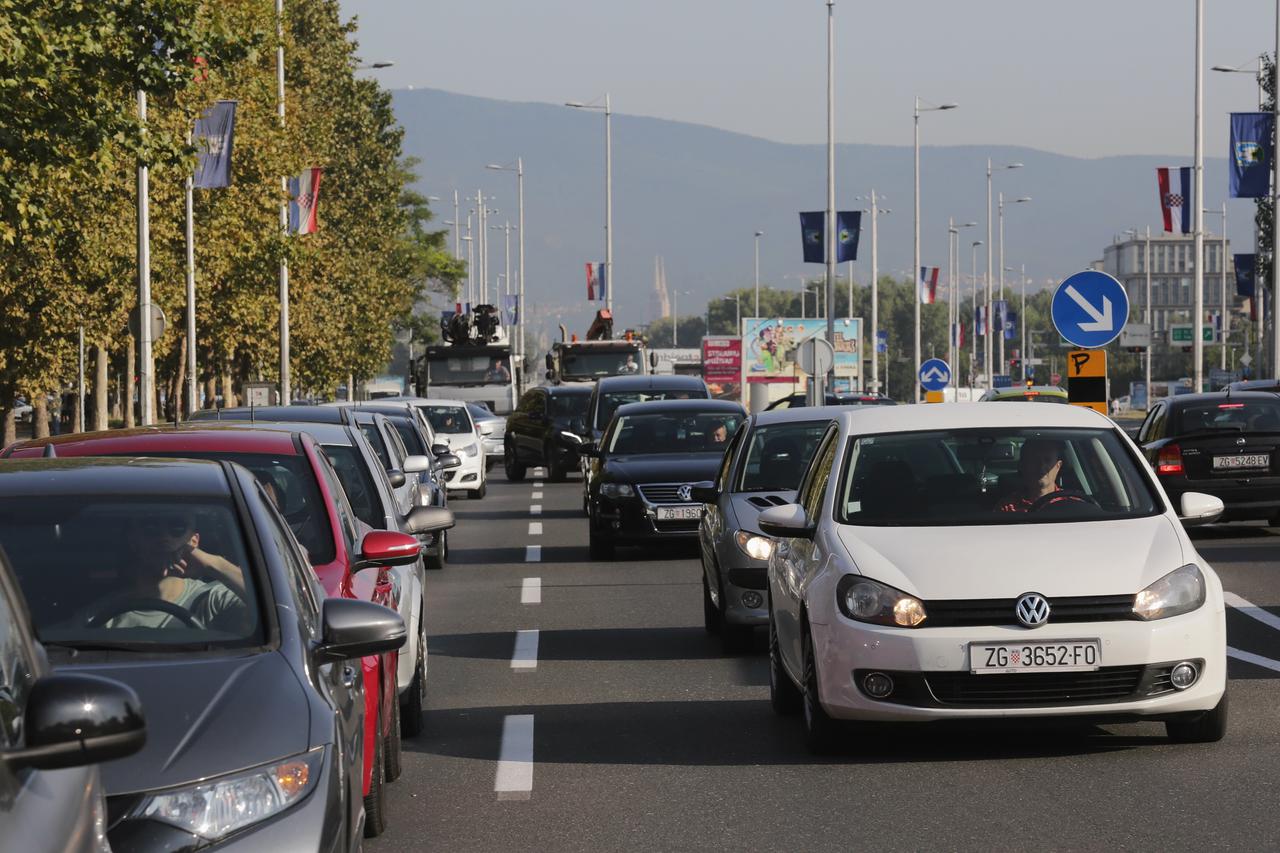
926, 665, 1146, 706
923, 594, 1137, 628
654, 519, 700, 533
638, 483, 691, 504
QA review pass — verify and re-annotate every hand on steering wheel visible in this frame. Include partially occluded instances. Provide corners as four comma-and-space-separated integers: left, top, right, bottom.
1028, 489, 1097, 513
85, 597, 203, 629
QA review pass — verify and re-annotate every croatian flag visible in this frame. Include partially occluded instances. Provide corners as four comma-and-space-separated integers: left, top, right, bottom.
919, 266, 940, 304
1156, 166, 1192, 234
288, 167, 323, 234
585, 263, 605, 301
974, 305, 988, 336
952, 322, 965, 349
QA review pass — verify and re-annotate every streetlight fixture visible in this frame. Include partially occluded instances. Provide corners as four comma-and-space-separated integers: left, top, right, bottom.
998, 195, 1032, 369
857, 193, 891, 393
722, 294, 741, 335
947, 220, 978, 377
566, 97, 613, 312
753, 230, 764, 317
671, 288, 694, 347
914, 98, 958, 402
985, 161, 1023, 388
356, 61, 395, 70
971, 240, 984, 385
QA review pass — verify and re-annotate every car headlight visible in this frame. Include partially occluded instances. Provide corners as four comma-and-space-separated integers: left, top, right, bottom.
1133, 564, 1205, 620
599, 482, 635, 498
734, 530, 774, 561
459, 442, 480, 458
130, 747, 324, 841
560, 430, 584, 444
836, 576, 927, 627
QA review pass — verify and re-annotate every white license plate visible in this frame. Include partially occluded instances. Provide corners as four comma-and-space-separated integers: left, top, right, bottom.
970, 640, 1101, 674
655, 505, 701, 521
1213, 453, 1269, 470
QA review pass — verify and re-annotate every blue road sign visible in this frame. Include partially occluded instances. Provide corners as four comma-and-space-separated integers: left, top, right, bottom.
875, 329, 888, 354
993, 374, 1012, 388
1051, 270, 1130, 349
918, 358, 951, 392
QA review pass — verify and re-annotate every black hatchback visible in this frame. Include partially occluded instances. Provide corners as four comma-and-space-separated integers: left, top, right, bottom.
504, 384, 593, 482
1138, 391, 1280, 523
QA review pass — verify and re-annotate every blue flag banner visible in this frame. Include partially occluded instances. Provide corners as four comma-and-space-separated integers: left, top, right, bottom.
836, 210, 861, 262
1005, 310, 1018, 340
1230, 113, 1274, 199
1234, 253, 1256, 298
800, 211, 824, 263
193, 100, 237, 189
993, 299, 1009, 338
505, 294, 520, 326
975, 305, 987, 336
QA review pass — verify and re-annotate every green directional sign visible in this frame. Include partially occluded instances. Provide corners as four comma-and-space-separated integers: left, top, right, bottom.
1170, 324, 1214, 344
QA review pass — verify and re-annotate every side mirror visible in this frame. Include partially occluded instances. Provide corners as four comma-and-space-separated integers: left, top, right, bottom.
438, 453, 462, 470
1178, 492, 1224, 526
690, 482, 718, 504
314, 598, 406, 664
406, 505, 455, 535
545, 353, 554, 371
354, 529, 421, 571
387, 469, 406, 488
757, 503, 816, 540
477, 422, 494, 437
649, 352, 658, 369
431, 443, 450, 457
402, 454, 431, 474
3, 673, 146, 771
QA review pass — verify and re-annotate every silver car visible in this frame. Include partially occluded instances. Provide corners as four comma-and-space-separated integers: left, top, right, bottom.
468, 402, 506, 470
694, 407, 841, 653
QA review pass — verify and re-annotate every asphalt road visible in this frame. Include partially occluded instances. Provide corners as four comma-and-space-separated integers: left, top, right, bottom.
370, 469, 1280, 853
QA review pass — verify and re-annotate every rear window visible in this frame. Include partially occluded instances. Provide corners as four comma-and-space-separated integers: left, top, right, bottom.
324, 445, 382, 530
597, 387, 708, 428
1175, 399, 1280, 434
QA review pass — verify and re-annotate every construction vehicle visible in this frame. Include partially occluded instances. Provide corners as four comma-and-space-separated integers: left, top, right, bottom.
544, 309, 649, 384
414, 304, 519, 413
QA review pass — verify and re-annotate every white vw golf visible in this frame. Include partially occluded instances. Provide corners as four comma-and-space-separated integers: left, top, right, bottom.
760, 403, 1228, 753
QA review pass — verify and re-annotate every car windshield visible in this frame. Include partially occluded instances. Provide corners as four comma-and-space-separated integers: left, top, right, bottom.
550, 393, 590, 422
607, 412, 743, 455
598, 389, 707, 428
0, 497, 263, 650
562, 350, 641, 379
425, 354, 510, 386
1175, 399, 1280, 433
739, 421, 830, 491
324, 445, 382, 530
836, 427, 1160, 526
420, 405, 473, 434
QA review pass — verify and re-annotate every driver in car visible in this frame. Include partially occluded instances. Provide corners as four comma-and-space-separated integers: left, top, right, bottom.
98, 510, 248, 631
998, 438, 1080, 513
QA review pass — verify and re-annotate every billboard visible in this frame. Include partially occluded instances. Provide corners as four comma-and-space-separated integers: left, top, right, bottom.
701, 336, 742, 401
740, 317, 862, 386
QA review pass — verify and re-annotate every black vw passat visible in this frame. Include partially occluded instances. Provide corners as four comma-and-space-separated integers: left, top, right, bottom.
0, 458, 417, 852
583, 399, 745, 559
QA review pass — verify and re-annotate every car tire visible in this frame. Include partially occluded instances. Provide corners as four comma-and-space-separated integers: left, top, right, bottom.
546, 446, 567, 482
1166, 690, 1228, 743
401, 626, 427, 737
425, 537, 445, 571
702, 574, 722, 635
363, 719, 387, 838
385, 687, 403, 782
468, 479, 487, 500
504, 442, 526, 482
588, 524, 615, 561
768, 609, 802, 716
801, 626, 840, 754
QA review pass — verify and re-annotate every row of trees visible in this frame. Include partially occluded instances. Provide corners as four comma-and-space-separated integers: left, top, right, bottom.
0, 0, 462, 445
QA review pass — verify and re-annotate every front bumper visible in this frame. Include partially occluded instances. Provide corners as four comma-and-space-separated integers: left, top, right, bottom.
810, 603, 1226, 722
593, 496, 701, 543
711, 546, 769, 626
444, 453, 485, 489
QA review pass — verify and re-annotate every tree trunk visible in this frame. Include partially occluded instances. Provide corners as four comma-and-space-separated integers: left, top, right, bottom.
204, 376, 216, 409
2, 406, 14, 448
221, 367, 236, 407
124, 334, 136, 428
170, 333, 187, 422
93, 345, 109, 430
72, 384, 82, 433
33, 395, 49, 439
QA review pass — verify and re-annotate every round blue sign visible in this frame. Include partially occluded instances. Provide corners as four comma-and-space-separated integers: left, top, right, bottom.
1051, 270, 1130, 349
918, 358, 951, 392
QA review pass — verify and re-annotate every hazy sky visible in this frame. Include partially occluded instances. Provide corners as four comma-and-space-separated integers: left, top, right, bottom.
340, 0, 1277, 159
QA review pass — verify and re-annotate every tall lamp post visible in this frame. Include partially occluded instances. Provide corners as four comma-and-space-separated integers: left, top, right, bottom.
276, 0, 290, 404
914, 97, 958, 402
1202, 204, 1229, 370
566, 97, 612, 312
722, 295, 741, 335
971, 240, 984, 385
753, 230, 764, 318
857, 193, 890, 393
487, 160, 525, 374
998, 194, 1032, 369
947, 220, 978, 377
985, 161, 1023, 388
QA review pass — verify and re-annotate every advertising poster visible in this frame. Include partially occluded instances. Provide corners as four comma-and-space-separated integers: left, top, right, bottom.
701, 336, 742, 402
739, 317, 862, 386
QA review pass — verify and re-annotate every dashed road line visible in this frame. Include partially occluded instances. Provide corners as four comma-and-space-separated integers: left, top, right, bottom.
525, 545, 541, 562
532, 491, 543, 500
1225, 591, 1280, 634
528, 521, 543, 535
521, 577, 541, 604
533, 481, 544, 487
511, 629, 539, 670
494, 714, 535, 800
530, 504, 542, 515
1228, 646, 1280, 673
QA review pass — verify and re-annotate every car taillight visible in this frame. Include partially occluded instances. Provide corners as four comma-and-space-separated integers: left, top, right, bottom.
1157, 444, 1183, 475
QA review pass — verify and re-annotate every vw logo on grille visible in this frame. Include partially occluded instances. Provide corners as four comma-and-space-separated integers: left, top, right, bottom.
676, 484, 693, 502
1015, 593, 1051, 628
1237, 437, 1247, 446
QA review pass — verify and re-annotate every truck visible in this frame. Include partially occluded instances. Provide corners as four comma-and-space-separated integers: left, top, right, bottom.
544, 309, 649, 384
414, 304, 519, 414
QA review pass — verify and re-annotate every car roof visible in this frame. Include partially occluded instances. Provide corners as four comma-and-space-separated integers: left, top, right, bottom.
0, 457, 232, 498
1163, 390, 1280, 407
190, 405, 346, 424
399, 397, 471, 409
753, 404, 856, 426
214, 420, 355, 447
612, 398, 745, 417
534, 384, 593, 397
595, 375, 707, 392
6, 426, 303, 458
1227, 379, 1280, 391
836, 401, 1112, 433
986, 386, 1067, 398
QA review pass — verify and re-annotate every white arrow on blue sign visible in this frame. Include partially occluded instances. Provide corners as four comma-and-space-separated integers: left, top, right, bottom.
1050, 270, 1130, 349
918, 357, 951, 392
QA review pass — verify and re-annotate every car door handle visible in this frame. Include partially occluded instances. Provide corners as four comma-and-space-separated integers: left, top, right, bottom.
341, 665, 358, 689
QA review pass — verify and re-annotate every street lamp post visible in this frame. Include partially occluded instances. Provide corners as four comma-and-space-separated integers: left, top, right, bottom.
487, 160, 525, 376
753, 230, 763, 318
998, 194, 1032, 369
947, 220, 978, 382
722, 295, 741, 335
986, 161, 1023, 388
1193, 0, 1206, 393
914, 97, 958, 402
971, 240, 983, 385
566, 97, 612, 312
1203, 204, 1229, 370
276, 0, 289, 405
858, 192, 889, 393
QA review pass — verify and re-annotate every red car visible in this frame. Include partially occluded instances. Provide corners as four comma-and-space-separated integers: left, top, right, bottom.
4, 427, 411, 834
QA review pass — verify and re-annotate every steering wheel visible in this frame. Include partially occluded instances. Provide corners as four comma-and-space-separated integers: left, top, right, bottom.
1028, 489, 1098, 513
85, 597, 203, 629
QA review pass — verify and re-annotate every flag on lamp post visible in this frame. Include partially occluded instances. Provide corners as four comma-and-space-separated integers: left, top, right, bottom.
192, 100, 237, 189
1156, 166, 1192, 234
835, 211, 861, 262
1229, 113, 1274, 198
586, 263, 607, 301
918, 267, 940, 304
1234, 253, 1257, 297
799, 211, 824, 263
287, 168, 323, 234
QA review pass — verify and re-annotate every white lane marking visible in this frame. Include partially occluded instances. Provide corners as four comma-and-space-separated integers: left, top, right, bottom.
511, 629, 539, 670
494, 714, 534, 800
528, 521, 543, 535
525, 545, 541, 562
532, 491, 543, 500
530, 504, 542, 515
533, 481, 544, 487
1228, 646, 1280, 673
521, 577, 542, 604
1224, 591, 1280, 635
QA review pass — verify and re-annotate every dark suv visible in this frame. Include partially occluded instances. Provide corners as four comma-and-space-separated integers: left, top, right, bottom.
504, 385, 593, 481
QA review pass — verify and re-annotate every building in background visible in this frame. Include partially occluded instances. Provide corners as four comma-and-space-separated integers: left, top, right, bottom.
1100, 232, 1242, 333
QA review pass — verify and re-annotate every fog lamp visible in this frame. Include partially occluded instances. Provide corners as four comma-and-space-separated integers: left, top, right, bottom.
862, 672, 894, 698
741, 591, 764, 609
1170, 661, 1199, 690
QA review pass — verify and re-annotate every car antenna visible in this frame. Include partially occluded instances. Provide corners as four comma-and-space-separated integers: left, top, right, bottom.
42, 442, 56, 458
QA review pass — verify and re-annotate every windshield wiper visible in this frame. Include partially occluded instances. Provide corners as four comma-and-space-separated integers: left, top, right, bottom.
42, 640, 150, 653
